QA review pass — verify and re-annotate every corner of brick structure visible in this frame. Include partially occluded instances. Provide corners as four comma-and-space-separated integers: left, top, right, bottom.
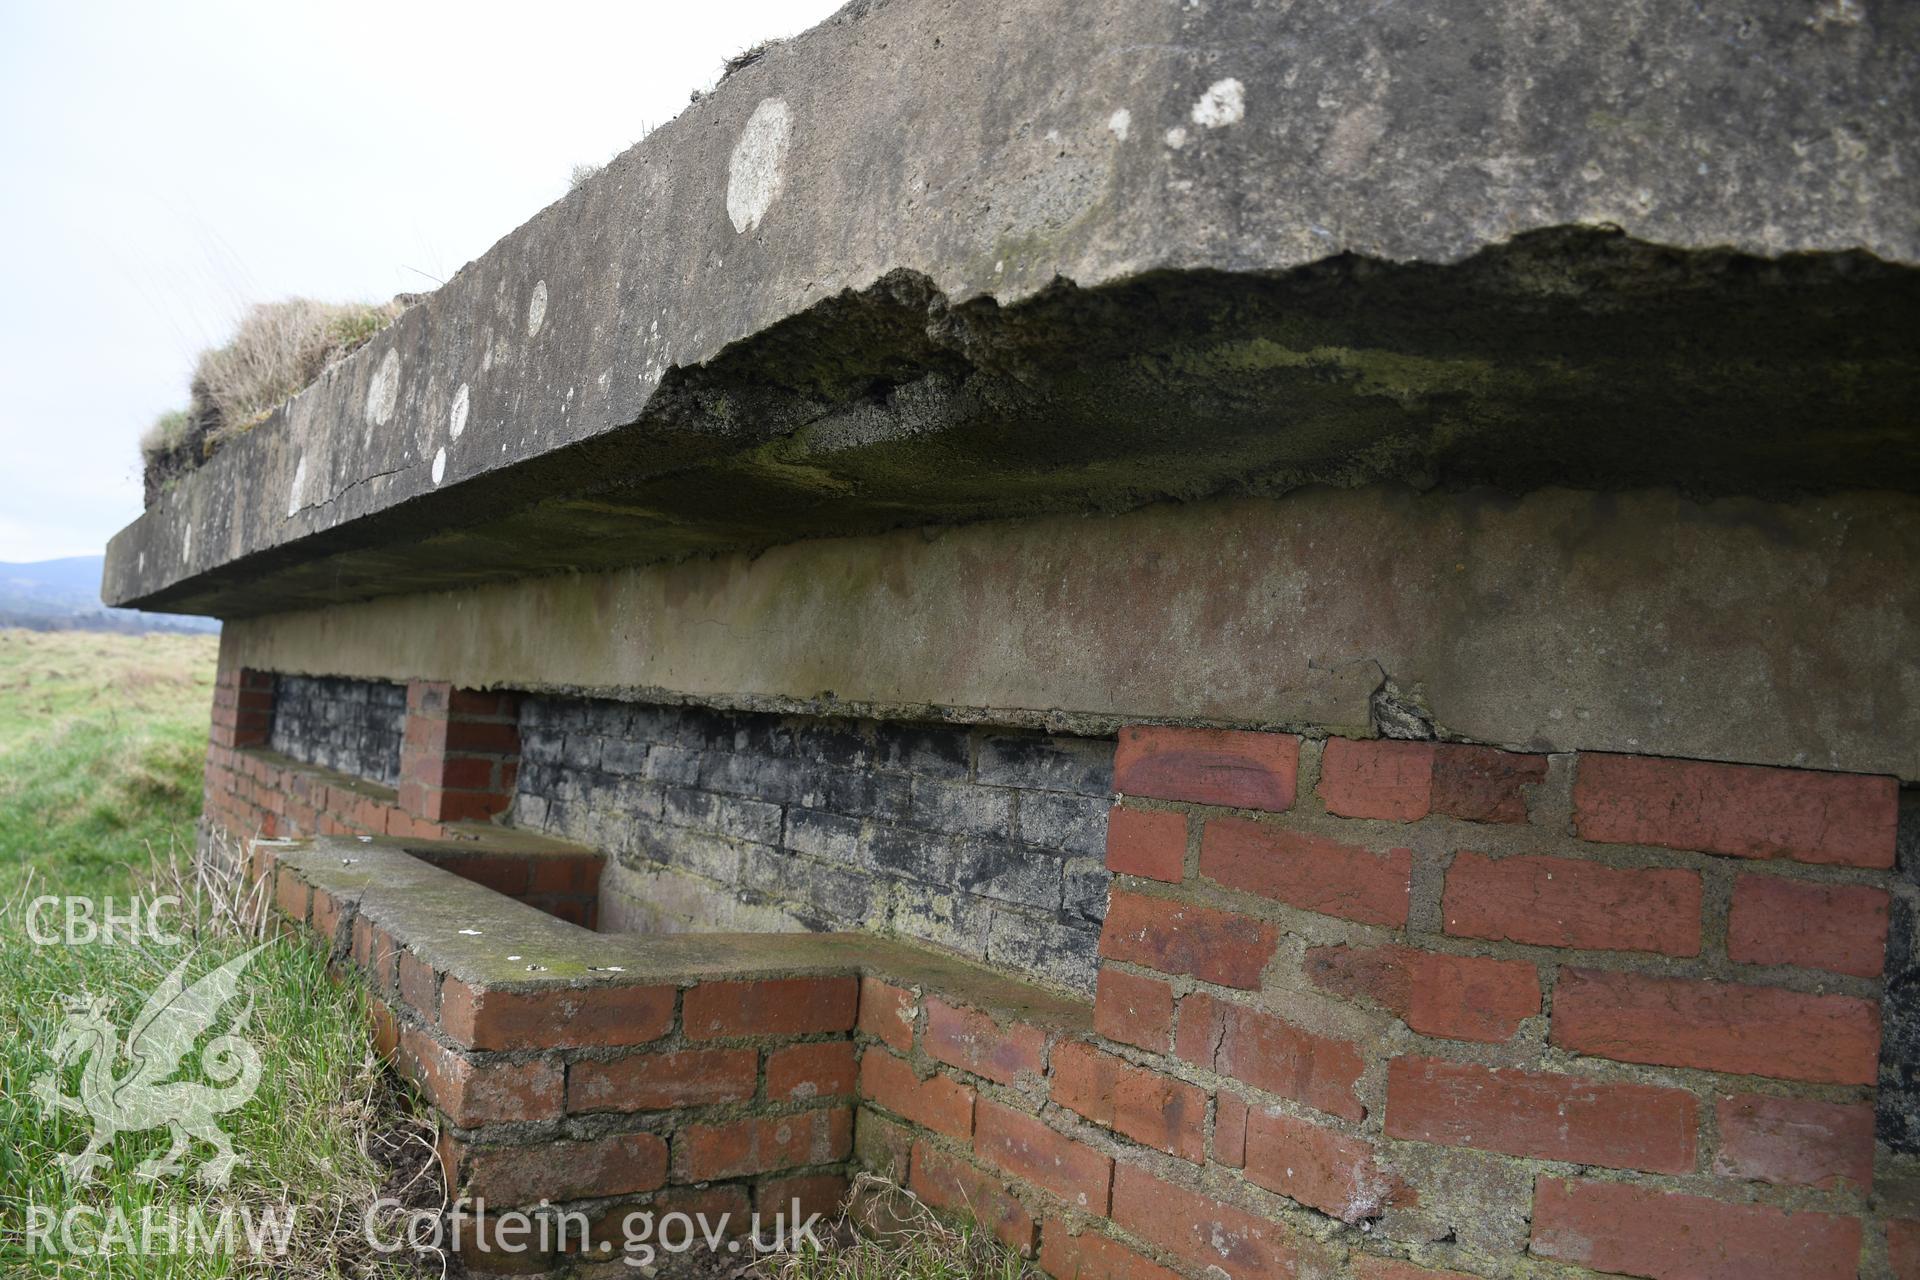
228, 711, 1915, 1280
399, 682, 522, 826
209, 664, 274, 751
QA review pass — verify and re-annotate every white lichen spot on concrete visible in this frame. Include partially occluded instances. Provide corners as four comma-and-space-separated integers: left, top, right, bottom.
1191, 77, 1245, 128
450, 383, 470, 440
1165, 126, 1188, 149
181, 523, 191, 562
365, 349, 400, 427
1108, 108, 1131, 141
287, 455, 306, 517
1809, 0, 1864, 28
527, 281, 548, 337
430, 447, 446, 486
727, 97, 792, 234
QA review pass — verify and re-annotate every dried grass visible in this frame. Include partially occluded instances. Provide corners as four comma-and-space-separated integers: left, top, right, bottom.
136, 827, 270, 944
193, 298, 403, 442
753, 1173, 1040, 1280
133, 829, 454, 1279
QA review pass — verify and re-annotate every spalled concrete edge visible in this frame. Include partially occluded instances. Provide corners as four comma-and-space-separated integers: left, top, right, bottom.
103, 0, 1920, 610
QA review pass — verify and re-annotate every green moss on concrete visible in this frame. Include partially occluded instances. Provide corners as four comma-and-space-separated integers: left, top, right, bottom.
119, 230, 1920, 618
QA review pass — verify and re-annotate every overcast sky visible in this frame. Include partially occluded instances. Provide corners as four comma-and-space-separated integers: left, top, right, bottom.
0, 0, 841, 564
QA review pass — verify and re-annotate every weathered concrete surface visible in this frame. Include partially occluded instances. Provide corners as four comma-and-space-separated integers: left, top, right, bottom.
104, 0, 1920, 615
274, 834, 1094, 1031
219, 486, 1920, 781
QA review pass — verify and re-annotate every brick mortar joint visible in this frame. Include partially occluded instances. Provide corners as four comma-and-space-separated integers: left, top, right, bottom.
253, 757, 1907, 1265
1125, 855, 1893, 1001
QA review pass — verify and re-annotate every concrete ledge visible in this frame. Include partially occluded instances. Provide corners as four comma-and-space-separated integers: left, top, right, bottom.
266, 839, 864, 1273
265, 832, 1090, 1053
257, 833, 1096, 1273
270, 836, 883, 990
218, 487, 1920, 781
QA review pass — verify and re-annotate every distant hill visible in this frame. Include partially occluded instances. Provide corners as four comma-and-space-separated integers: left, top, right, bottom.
0, 557, 218, 634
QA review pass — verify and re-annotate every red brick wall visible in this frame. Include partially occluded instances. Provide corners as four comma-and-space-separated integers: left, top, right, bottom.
261, 840, 856, 1273
398, 682, 521, 824
240, 701, 1916, 1280
205, 670, 602, 922
853, 728, 1908, 1280
1078, 727, 1901, 1279
209, 663, 273, 750
207, 670, 521, 842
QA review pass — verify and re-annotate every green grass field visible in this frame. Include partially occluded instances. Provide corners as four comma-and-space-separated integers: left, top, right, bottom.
0, 629, 1032, 1280
0, 630, 419, 1279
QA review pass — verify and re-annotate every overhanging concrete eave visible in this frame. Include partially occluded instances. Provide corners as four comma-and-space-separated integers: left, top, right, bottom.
100, 0, 1920, 618
105, 237, 1920, 619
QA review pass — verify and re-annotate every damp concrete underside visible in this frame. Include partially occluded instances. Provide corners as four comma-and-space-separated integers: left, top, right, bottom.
103, 0, 1920, 621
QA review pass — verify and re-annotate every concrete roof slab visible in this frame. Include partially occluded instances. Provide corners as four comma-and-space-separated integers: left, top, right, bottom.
104, 0, 1920, 615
